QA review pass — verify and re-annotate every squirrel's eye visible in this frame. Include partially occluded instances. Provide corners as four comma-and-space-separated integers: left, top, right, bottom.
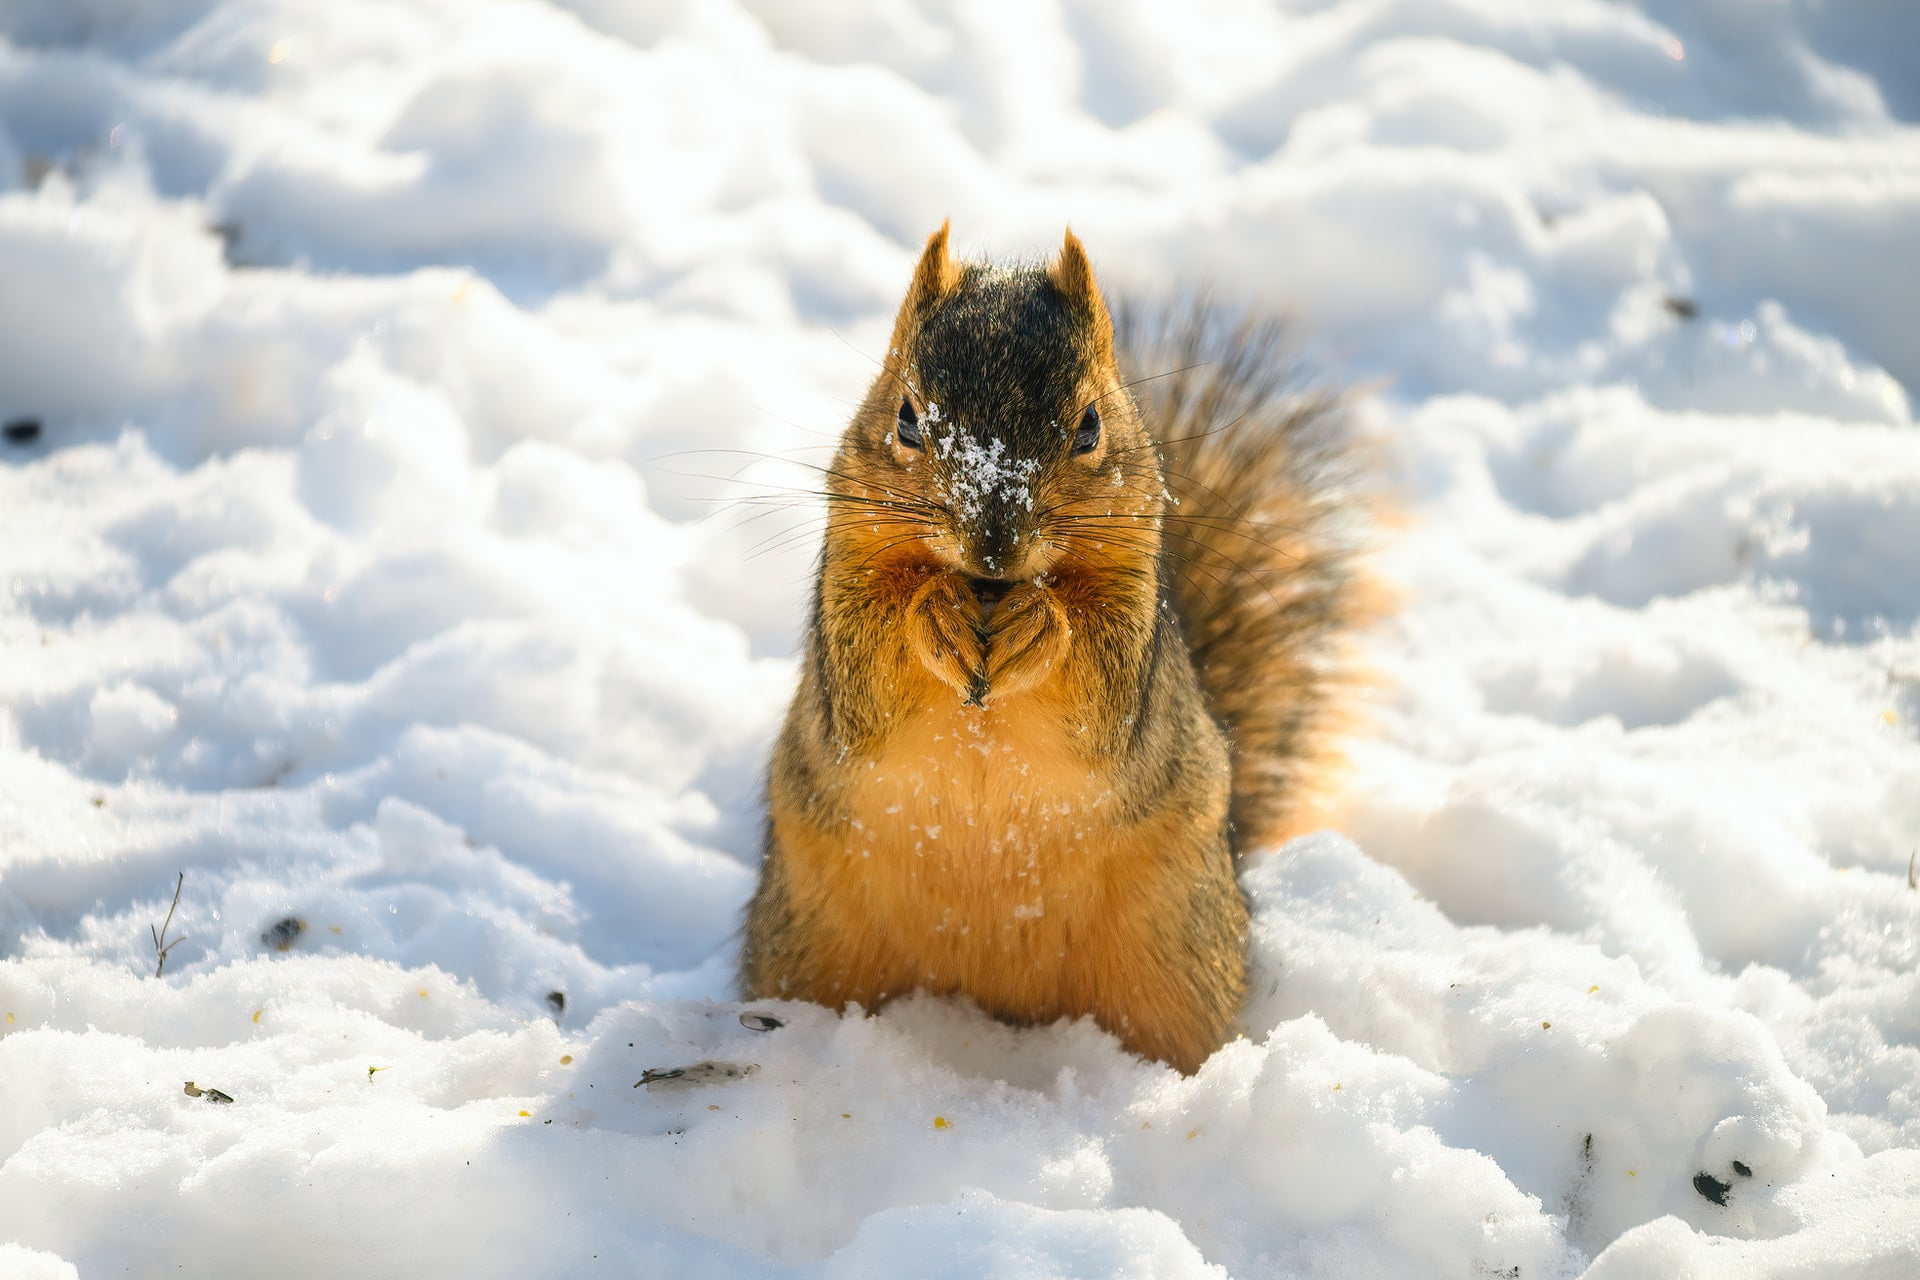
896, 397, 924, 450
1072, 405, 1101, 455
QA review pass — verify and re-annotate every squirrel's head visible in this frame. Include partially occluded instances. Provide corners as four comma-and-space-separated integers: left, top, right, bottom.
830, 223, 1163, 585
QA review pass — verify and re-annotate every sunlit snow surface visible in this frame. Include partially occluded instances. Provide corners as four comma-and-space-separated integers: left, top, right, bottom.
3, 1, 1919, 1276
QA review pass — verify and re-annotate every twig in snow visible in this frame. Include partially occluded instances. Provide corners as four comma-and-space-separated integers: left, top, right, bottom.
1908, 850, 1915, 891
151, 872, 188, 977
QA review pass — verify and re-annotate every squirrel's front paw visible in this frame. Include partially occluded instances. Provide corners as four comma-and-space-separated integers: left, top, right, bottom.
981, 581, 1071, 704
907, 573, 987, 701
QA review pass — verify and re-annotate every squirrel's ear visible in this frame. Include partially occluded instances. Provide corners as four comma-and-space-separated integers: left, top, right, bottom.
903, 221, 962, 315
1048, 227, 1114, 351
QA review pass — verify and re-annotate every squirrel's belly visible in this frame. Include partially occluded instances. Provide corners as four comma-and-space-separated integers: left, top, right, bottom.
788, 702, 1127, 1012
761, 676, 1245, 1071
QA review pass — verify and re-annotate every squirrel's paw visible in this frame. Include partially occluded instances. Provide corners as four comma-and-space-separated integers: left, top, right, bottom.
982, 582, 1071, 704
907, 572, 987, 702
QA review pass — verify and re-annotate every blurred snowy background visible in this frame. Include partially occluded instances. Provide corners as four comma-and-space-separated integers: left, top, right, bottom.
1, 1, 1917, 1276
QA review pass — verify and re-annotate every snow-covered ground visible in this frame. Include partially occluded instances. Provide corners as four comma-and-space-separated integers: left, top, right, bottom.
3, 1, 1918, 1275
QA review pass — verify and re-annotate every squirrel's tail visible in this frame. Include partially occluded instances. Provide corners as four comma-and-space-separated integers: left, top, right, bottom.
1116, 298, 1381, 853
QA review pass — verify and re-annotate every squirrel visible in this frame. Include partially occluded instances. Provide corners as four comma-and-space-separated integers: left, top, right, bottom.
740, 224, 1371, 1074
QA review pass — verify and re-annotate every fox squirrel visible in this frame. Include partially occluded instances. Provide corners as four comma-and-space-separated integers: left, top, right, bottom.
740, 224, 1371, 1073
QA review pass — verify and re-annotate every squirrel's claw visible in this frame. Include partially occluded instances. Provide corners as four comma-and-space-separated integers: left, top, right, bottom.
906, 572, 987, 702
907, 573, 1068, 707
980, 582, 1070, 705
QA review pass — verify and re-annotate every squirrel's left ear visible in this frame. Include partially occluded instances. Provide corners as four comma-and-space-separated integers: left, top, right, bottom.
1048, 227, 1114, 354
887, 221, 963, 364
904, 221, 963, 316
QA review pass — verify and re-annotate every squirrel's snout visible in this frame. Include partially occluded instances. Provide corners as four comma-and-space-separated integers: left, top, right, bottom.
961, 515, 1034, 582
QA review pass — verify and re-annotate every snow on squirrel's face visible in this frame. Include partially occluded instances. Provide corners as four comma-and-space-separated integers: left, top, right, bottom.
837, 239, 1166, 585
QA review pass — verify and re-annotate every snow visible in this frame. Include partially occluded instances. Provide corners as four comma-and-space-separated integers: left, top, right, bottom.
936, 430, 1042, 522
2, 0, 1918, 1275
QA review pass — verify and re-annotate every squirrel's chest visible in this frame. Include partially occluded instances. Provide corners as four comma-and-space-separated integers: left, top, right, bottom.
766, 689, 1225, 1030
808, 702, 1120, 925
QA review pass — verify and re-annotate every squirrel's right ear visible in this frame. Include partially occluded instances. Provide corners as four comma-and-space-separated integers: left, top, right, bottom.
903, 221, 963, 316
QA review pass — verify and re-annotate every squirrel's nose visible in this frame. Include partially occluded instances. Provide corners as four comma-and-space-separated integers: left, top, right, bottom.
970, 523, 1029, 581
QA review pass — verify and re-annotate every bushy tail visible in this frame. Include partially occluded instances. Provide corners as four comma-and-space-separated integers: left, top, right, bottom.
1116, 298, 1380, 852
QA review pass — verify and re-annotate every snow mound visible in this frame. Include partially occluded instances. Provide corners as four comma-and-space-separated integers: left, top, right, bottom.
3, 1, 1918, 1276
